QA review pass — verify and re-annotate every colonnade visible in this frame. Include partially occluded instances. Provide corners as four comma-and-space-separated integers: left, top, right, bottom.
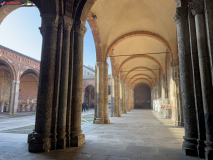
174, 0, 213, 159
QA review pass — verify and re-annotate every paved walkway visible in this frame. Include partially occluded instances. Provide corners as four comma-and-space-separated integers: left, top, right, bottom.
0, 110, 201, 160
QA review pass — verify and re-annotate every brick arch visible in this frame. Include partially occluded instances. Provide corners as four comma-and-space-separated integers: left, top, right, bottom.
87, 11, 103, 62
0, 0, 42, 25
20, 69, 39, 80
128, 74, 155, 85
132, 83, 152, 90
131, 78, 153, 88
118, 54, 163, 76
0, 57, 16, 80
104, 31, 173, 62
124, 66, 157, 82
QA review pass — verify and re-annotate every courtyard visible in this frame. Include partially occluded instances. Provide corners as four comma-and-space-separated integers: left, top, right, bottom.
0, 110, 200, 160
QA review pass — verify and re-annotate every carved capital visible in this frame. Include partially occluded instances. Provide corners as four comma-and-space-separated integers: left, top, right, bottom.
174, 7, 188, 24
74, 22, 87, 35
40, 14, 59, 36
190, 0, 204, 16
63, 16, 74, 31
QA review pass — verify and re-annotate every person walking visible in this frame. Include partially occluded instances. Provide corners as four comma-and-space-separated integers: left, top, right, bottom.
86, 103, 89, 112
82, 102, 85, 112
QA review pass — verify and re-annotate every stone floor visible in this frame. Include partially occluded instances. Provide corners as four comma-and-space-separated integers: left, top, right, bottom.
0, 109, 202, 160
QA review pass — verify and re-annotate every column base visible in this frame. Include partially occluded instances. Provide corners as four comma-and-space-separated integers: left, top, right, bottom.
197, 139, 205, 159
205, 141, 213, 160
56, 136, 66, 149
182, 136, 198, 157
66, 132, 71, 147
178, 122, 184, 126
175, 121, 179, 126
104, 119, 110, 124
93, 118, 104, 124
51, 133, 57, 150
70, 133, 85, 147
28, 132, 51, 152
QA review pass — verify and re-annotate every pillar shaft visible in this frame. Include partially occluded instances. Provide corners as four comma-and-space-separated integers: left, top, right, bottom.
94, 62, 104, 123
174, 6, 198, 156
104, 63, 110, 123
70, 21, 86, 147
111, 76, 119, 117
122, 83, 127, 114
120, 81, 123, 114
188, 4, 206, 158
57, 16, 73, 149
117, 77, 121, 117
29, 14, 59, 152
8, 80, 15, 115
192, 1, 213, 158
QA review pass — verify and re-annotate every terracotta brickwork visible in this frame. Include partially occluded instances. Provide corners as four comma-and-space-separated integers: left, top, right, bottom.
105, 31, 174, 62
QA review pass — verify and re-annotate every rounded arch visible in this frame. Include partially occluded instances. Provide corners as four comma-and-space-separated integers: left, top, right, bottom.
128, 74, 155, 85
87, 11, 103, 62
118, 54, 163, 76
20, 69, 39, 80
131, 78, 153, 88
124, 66, 157, 82
0, 57, 16, 80
0, 0, 42, 25
84, 84, 95, 108
105, 31, 173, 62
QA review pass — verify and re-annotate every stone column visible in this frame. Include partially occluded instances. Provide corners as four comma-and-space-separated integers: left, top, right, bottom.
70, 21, 87, 147
188, 4, 206, 158
176, 67, 184, 126
174, 7, 198, 156
57, 16, 73, 149
94, 62, 104, 124
120, 81, 123, 114
29, 14, 59, 152
205, 0, 213, 84
171, 61, 179, 126
117, 77, 121, 117
122, 82, 127, 114
128, 86, 131, 112
12, 81, 20, 114
8, 80, 15, 115
191, 1, 213, 158
111, 76, 119, 117
104, 62, 110, 123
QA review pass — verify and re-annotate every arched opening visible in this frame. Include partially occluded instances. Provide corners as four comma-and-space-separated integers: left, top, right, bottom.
84, 85, 95, 108
0, 58, 16, 112
134, 83, 151, 109
18, 69, 39, 112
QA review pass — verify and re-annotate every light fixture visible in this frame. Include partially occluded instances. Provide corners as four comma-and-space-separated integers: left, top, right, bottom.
92, 13, 97, 20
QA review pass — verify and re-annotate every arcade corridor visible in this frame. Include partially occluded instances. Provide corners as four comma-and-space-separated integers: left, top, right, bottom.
0, 110, 199, 160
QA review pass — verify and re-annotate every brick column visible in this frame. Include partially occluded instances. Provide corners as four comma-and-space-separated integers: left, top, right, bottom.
122, 83, 127, 114
111, 75, 119, 117
120, 81, 123, 114
104, 62, 110, 123
94, 62, 104, 124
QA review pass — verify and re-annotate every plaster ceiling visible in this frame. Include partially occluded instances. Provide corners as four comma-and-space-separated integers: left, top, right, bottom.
90, 0, 177, 84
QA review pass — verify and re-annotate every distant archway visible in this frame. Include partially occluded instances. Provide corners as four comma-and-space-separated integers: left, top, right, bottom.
134, 83, 151, 109
84, 85, 95, 108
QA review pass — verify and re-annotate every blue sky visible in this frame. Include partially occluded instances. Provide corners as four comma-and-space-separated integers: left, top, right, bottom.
0, 7, 111, 73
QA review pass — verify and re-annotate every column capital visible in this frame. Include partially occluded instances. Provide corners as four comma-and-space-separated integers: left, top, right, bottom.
63, 16, 74, 31
174, 7, 188, 24
190, 0, 204, 16
74, 21, 87, 35
39, 14, 59, 36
